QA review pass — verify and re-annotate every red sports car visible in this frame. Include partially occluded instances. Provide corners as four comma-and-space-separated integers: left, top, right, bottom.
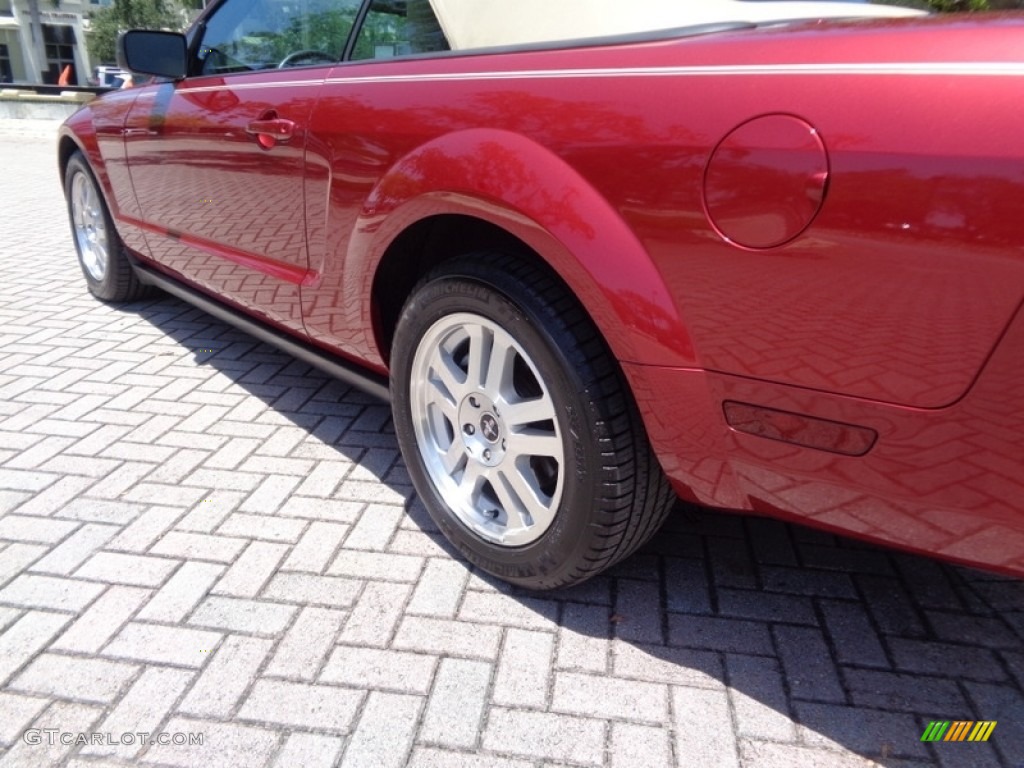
59, 0, 1024, 588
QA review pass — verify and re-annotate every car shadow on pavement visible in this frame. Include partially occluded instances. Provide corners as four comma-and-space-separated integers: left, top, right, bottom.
124, 291, 1024, 768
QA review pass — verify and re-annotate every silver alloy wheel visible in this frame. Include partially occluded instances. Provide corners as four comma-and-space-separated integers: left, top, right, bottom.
410, 312, 565, 547
70, 170, 109, 282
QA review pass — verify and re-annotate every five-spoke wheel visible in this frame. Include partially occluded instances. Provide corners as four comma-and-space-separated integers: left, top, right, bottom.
410, 312, 564, 547
64, 152, 150, 302
391, 254, 674, 590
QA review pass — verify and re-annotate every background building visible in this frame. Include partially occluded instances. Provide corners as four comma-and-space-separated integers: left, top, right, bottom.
0, 0, 103, 85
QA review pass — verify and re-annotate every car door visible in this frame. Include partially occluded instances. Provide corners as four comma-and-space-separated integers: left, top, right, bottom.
123, 0, 363, 333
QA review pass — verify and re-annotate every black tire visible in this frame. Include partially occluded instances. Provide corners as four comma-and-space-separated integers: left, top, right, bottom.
390, 253, 675, 590
64, 152, 151, 302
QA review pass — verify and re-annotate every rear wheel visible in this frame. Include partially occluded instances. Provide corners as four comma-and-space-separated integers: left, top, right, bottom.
65, 151, 150, 302
391, 253, 674, 589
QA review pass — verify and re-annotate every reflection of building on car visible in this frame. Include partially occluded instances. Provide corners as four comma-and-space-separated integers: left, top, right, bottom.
58, 0, 1024, 589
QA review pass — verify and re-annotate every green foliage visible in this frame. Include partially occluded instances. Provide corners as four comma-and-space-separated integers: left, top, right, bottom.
923, 0, 991, 10
87, 0, 184, 65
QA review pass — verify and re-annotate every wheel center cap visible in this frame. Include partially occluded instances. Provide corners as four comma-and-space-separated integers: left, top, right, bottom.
480, 413, 500, 443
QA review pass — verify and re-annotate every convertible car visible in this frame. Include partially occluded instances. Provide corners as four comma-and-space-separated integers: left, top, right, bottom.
59, 0, 1024, 588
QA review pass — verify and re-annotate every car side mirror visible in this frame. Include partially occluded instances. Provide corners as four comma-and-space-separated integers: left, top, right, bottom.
117, 30, 188, 80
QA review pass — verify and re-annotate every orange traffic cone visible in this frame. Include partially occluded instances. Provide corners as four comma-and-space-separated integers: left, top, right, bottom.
58, 65, 71, 86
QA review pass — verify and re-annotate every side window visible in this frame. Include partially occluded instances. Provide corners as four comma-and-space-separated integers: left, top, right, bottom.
197, 0, 363, 76
350, 0, 449, 61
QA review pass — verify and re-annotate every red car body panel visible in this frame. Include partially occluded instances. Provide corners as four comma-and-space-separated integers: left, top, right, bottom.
59, 12, 1024, 576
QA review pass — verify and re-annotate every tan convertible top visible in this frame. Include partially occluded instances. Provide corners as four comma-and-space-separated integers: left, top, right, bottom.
429, 0, 926, 50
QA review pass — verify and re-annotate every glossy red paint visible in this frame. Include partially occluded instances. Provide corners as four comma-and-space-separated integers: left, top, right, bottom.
58, 11, 1024, 576
703, 113, 829, 249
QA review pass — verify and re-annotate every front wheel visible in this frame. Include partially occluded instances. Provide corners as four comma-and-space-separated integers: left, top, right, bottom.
390, 254, 674, 590
64, 151, 150, 302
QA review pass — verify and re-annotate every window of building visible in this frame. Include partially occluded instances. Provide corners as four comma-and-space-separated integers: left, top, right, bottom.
42, 24, 77, 84
0, 43, 11, 83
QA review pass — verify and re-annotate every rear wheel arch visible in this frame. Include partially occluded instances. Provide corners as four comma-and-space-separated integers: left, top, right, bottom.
354, 128, 697, 370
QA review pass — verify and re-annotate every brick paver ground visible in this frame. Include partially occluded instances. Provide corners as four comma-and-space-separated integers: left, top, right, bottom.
0, 119, 1022, 768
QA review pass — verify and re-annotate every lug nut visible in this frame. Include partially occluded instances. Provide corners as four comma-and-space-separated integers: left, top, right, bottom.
483, 449, 492, 460
469, 396, 480, 408
464, 424, 475, 435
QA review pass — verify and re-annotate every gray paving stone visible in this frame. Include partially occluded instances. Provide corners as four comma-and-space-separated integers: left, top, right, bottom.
135, 561, 225, 623
794, 701, 929, 759
0, 514, 78, 544
28, 523, 119, 576
266, 606, 346, 681
0, 543, 47, 587
10, 653, 138, 704
820, 600, 890, 668
262, 572, 362, 608
150, 531, 248, 563
342, 503, 403, 551
74, 551, 180, 587
102, 622, 223, 668
217, 512, 308, 543
717, 588, 818, 626
419, 657, 492, 748
0, 691, 49, 747
81, 666, 195, 758
407, 748, 533, 768
321, 645, 436, 693
493, 628, 554, 708
610, 721, 672, 768
326, 549, 424, 582
774, 625, 845, 703
481, 708, 606, 765
276, 496, 364, 522
213, 541, 290, 598
179, 635, 275, 717
340, 691, 421, 768
11, 476, 97, 517
738, 739, 903, 768
460, 590, 560, 631
393, 616, 502, 660
843, 668, 968, 714
555, 602, 609, 674
273, 732, 346, 768
51, 585, 151, 654
664, 557, 713, 614
339, 581, 412, 647
189, 595, 297, 636
667, 613, 774, 656
613, 578, 663, 644
552, 670, 668, 724
613, 640, 723, 689
238, 679, 363, 731
727, 654, 796, 742
0, 573, 105, 612
145, 717, 280, 768
672, 687, 740, 768
0, 700, 103, 768
282, 521, 349, 574
888, 637, 1007, 682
